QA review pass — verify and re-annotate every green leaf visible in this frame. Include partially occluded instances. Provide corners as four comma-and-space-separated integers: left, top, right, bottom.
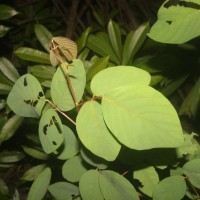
80, 146, 109, 170
183, 159, 200, 188
79, 170, 104, 200
0, 115, 23, 143
179, 77, 200, 118
0, 25, 11, 38
0, 57, 20, 83
133, 166, 159, 197
122, 22, 150, 65
108, 20, 122, 62
76, 27, 92, 53
102, 86, 184, 150
51, 59, 86, 111
15, 47, 51, 64
48, 182, 80, 200
86, 56, 109, 82
50, 49, 58, 66
57, 125, 79, 160
7, 74, 46, 118
34, 24, 53, 52
62, 155, 88, 183
39, 109, 64, 154
0, 4, 18, 20
76, 101, 121, 161
99, 170, 139, 200
12, 189, 20, 200
27, 167, 51, 200
148, 2, 200, 44
153, 175, 186, 200
91, 66, 151, 96
0, 151, 25, 163
0, 178, 8, 196
20, 164, 47, 182
0, 83, 11, 94
87, 32, 119, 64
21, 146, 48, 160
28, 65, 55, 80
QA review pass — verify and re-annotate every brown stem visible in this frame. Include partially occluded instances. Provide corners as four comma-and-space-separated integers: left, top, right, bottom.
46, 99, 76, 125
52, 42, 79, 111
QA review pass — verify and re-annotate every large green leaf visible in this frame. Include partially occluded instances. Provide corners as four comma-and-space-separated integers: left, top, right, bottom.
0, 57, 19, 83
133, 166, 159, 197
91, 66, 151, 96
148, 1, 200, 44
48, 182, 80, 200
0, 4, 18, 20
183, 159, 200, 188
62, 155, 89, 183
108, 20, 122, 62
122, 22, 149, 65
102, 85, 184, 150
153, 175, 186, 200
0, 115, 23, 143
57, 125, 79, 160
27, 167, 51, 200
51, 59, 86, 111
79, 170, 104, 200
7, 74, 46, 118
87, 32, 119, 64
76, 101, 121, 161
39, 109, 64, 154
99, 170, 139, 200
15, 47, 51, 64
34, 24, 53, 52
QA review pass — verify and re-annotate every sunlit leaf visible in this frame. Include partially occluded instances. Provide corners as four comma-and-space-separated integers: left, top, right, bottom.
148, 1, 200, 44
102, 85, 184, 150
7, 74, 46, 118
51, 59, 86, 111
27, 167, 51, 200
91, 66, 151, 96
39, 109, 64, 154
76, 101, 121, 161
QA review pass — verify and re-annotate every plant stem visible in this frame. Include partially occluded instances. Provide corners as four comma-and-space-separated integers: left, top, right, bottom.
52, 42, 79, 111
46, 99, 76, 126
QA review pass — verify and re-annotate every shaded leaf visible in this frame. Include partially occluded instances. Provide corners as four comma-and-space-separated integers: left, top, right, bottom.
79, 170, 104, 200
0, 4, 18, 20
27, 167, 51, 200
0, 178, 8, 196
0, 25, 11, 38
0, 83, 12, 94
48, 182, 80, 200
99, 170, 139, 200
0, 151, 25, 163
34, 24, 53, 52
153, 175, 186, 200
15, 47, 51, 64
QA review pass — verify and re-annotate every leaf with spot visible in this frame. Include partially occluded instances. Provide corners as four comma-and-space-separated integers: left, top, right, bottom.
39, 109, 64, 154
7, 74, 46, 118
